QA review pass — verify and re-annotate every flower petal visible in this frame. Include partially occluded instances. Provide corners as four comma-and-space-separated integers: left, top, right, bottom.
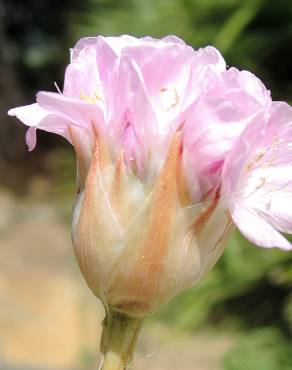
64, 39, 104, 101
37, 91, 104, 128
8, 103, 48, 127
26, 127, 37, 151
231, 203, 291, 250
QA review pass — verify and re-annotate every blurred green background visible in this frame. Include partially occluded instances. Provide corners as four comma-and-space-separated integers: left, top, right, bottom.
1, 0, 292, 369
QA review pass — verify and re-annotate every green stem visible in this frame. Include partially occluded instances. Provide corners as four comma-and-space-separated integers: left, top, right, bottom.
100, 310, 143, 370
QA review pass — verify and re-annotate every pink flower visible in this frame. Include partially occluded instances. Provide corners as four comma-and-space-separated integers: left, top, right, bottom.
9, 36, 292, 301
8, 34, 292, 369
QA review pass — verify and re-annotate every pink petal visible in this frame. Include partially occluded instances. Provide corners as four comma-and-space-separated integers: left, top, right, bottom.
161, 35, 186, 44
8, 103, 48, 127
70, 37, 97, 62
8, 102, 78, 148
231, 203, 292, 250
221, 98, 292, 250
193, 46, 226, 75
37, 91, 104, 130
26, 127, 37, 151
64, 38, 104, 102
221, 68, 271, 112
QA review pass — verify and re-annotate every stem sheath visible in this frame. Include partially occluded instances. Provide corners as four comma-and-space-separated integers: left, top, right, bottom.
100, 311, 143, 370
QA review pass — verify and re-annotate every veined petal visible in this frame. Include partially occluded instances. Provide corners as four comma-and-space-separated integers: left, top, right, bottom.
108, 53, 161, 178
8, 103, 48, 127
222, 100, 292, 250
8, 102, 74, 147
221, 67, 271, 112
64, 37, 104, 101
160, 35, 186, 44
231, 204, 291, 250
37, 91, 104, 129
70, 37, 97, 62
26, 127, 37, 151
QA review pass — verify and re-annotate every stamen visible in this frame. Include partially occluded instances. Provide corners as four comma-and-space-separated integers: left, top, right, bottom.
160, 86, 180, 111
80, 89, 101, 104
54, 82, 63, 95
255, 177, 266, 191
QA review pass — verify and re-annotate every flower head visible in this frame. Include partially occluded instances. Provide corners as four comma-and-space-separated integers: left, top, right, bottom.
8, 35, 292, 318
